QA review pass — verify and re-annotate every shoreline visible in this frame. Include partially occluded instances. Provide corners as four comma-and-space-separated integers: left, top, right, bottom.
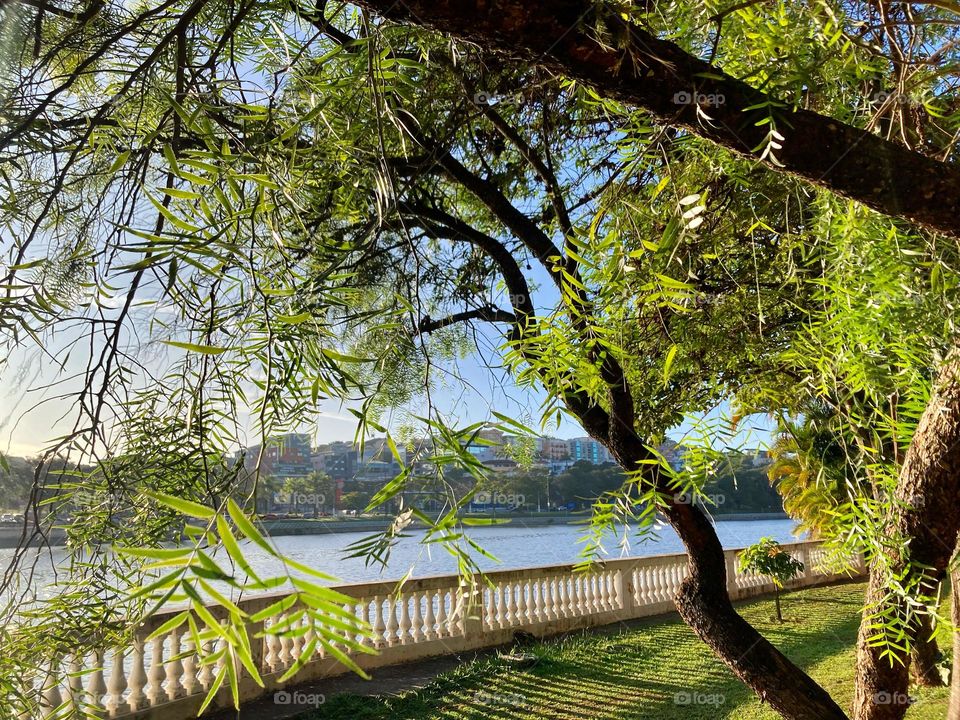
0, 512, 789, 548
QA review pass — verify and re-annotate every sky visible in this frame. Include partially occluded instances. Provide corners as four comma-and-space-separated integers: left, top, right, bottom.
0, 321, 775, 458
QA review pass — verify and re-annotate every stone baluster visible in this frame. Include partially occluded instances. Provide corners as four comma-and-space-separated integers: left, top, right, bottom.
630, 568, 641, 607
554, 576, 565, 619
287, 614, 303, 662
181, 633, 199, 696
145, 636, 165, 706
278, 616, 294, 669
493, 585, 506, 629
581, 575, 592, 613
674, 562, 684, 592
532, 580, 544, 623
483, 588, 495, 630
87, 649, 107, 715
544, 577, 557, 621
499, 584, 511, 627
304, 613, 319, 656
66, 654, 85, 714
515, 581, 529, 624
126, 639, 147, 711
423, 591, 437, 640
197, 639, 215, 691
386, 597, 400, 646
565, 576, 577, 616
354, 600, 371, 649
542, 578, 552, 621
40, 659, 63, 719
164, 626, 184, 700
639, 567, 651, 605
398, 594, 412, 645
372, 595, 387, 647
264, 623, 282, 673
106, 646, 130, 715
435, 591, 449, 638
410, 592, 426, 642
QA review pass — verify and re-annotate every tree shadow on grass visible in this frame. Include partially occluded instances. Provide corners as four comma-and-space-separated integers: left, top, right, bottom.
301, 584, 866, 720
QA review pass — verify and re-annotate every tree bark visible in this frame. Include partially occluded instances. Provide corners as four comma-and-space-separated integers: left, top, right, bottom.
911, 612, 943, 687
664, 502, 847, 719
853, 352, 960, 720
351, 0, 960, 237
949, 562, 960, 720
599, 424, 849, 719
853, 564, 913, 720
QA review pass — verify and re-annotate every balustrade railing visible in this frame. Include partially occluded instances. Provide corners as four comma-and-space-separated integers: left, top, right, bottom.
29, 539, 863, 719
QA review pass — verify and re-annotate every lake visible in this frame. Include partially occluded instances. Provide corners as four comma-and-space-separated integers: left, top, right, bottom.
0, 517, 801, 601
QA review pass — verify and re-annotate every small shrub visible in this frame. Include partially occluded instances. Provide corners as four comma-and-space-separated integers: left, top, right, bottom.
739, 537, 804, 622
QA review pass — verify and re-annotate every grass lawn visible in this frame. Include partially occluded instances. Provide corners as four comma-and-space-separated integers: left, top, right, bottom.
297, 582, 950, 720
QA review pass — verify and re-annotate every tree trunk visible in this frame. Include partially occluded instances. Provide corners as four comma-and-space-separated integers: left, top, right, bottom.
911, 611, 943, 687
949, 563, 960, 720
547, 365, 852, 715
775, 587, 783, 623
663, 500, 849, 719
853, 564, 913, 720
854, 352, 960, 720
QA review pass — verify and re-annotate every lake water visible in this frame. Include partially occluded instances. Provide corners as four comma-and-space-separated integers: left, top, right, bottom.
0, 517, 800, 600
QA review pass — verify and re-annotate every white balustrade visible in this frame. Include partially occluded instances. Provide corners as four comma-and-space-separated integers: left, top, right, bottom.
20, 540, 857, 719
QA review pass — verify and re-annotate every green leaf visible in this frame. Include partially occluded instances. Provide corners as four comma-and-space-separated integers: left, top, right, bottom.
227, 499, 277, 557
146, 610, 191, 641
161, 340, 229, 356
663, 345, 679, 386
109, 150, 131, 173
145, 491, 216, 519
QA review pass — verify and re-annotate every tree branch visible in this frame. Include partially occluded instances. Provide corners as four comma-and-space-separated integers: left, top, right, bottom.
352, 0, 960, 237
416, 305, 516, 334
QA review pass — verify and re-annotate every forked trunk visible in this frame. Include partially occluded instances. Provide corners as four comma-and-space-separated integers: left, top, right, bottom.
852, 564, 912, 720
854, 352, 960, 719
948, 562, 960, 719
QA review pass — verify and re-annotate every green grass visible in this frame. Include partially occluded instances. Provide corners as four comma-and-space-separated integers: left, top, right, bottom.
300, 583, 949, 720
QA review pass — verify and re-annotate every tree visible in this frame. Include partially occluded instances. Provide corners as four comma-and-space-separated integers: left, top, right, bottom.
740, 538, 805, 623
2, 2, 960, 720
341, 491, 373, 514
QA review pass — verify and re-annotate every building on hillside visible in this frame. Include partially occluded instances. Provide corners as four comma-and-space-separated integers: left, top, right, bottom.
244, 433, 313, 478
537, 437, 570, 461
464, 428, 505, 463
567, 437, 614, 465
312, 441, 358, 481
657, 439, 685, 471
